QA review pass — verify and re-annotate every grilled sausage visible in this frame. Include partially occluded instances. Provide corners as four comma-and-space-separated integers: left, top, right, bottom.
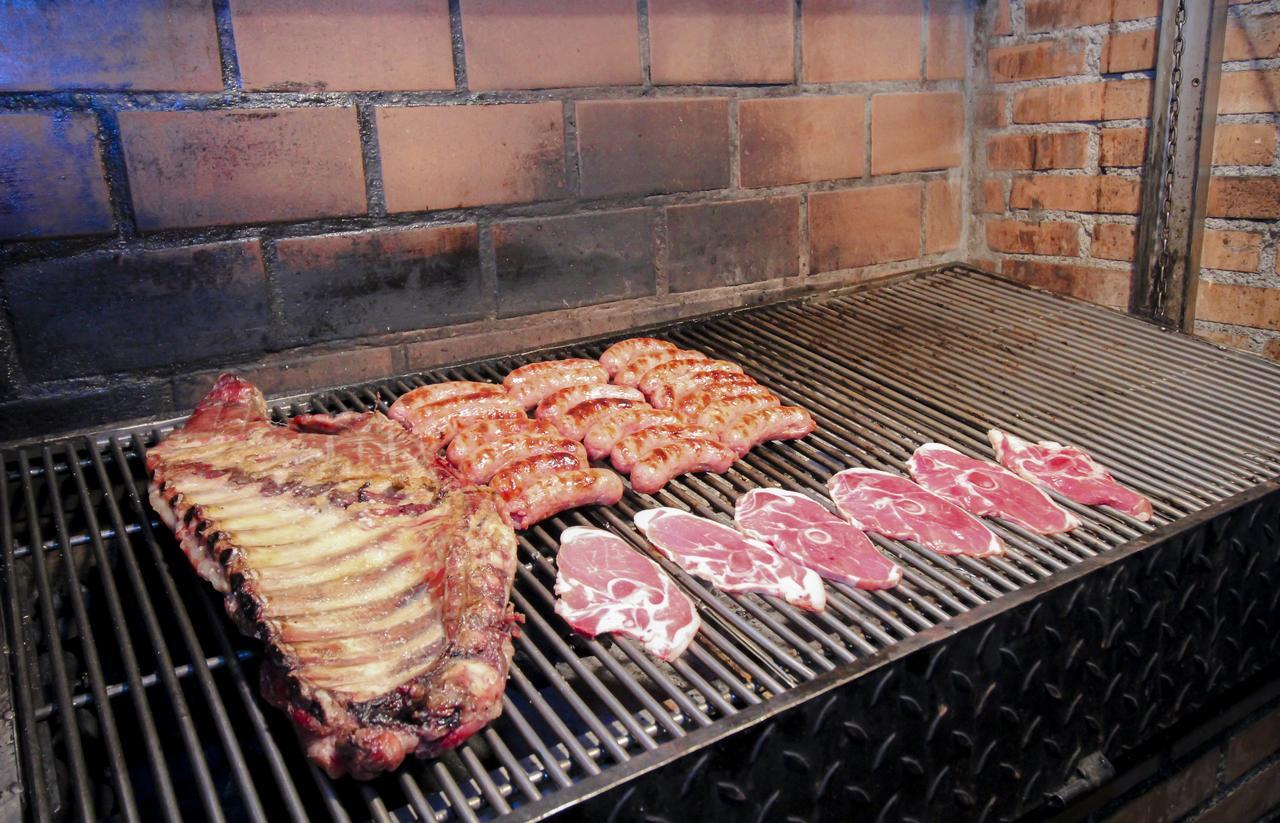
503, 359, 609, 409
582, 408, 683, 461
556, 397, 651, 441
637, 359, 745, 400
389, 391, 525, 453
459, 434, 587, 485
536, 384, 645, 428
394, 381, 507, 407
613, 349, 706, 387
719, 406, 816, 456
599, 338, 679, 376
447, 418, 559, 465
653, 369, 757, 410
499, 469, 625, 530
676, 382, 780, 420
489, 451, 585, 499
610, 423, 718, 474
630, 440, 738, 495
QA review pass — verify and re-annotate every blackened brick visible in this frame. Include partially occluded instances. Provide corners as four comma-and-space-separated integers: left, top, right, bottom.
2, 241, 270, 380
494, 209, 655, 317
575, 99, 731, 198
0, 379, 175, 443
665, 197, 801, 293
273, 224, 484, 344
0, 113, 114, 240
173, 347, 399, 409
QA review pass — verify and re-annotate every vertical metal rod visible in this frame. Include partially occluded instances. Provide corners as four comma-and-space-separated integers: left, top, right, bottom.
1132, 0, 1229, 328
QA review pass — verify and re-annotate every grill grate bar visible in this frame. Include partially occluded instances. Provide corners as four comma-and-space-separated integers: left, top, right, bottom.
4, 268, 1280, 821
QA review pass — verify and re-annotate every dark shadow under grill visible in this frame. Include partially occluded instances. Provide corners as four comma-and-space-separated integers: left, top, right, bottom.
2, 266, 1279, 821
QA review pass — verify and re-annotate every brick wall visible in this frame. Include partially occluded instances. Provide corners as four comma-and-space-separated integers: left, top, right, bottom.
0, 0, 971, 442
974, 0, 1280, 366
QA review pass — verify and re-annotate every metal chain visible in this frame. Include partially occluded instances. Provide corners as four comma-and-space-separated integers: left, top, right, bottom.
1152, 0, 1187, 316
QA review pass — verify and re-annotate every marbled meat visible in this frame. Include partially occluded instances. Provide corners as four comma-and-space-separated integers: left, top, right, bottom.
554, 527, 700, 661
634, 508, 826, 611
734, 488, 902, 590
907, 443, 1081, 534
827, 468, 1004, 557
988, 430, 1153, 521
147, 374, 519, 779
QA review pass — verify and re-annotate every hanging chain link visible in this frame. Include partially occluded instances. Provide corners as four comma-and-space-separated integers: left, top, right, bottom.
1152, 0, 1187, 317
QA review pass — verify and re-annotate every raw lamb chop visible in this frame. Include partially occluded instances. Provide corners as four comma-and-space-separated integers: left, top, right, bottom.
734, 488, 901, 590
634, 508, 826, 611
554, 527, 700, 661
988, 430, 1153, 521
907, 443, 1080, 534
827, 468, 1004, 557
148, 374, 519, 779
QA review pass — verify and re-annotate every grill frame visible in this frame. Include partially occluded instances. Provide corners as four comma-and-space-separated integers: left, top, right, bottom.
2, 264, 1279, 821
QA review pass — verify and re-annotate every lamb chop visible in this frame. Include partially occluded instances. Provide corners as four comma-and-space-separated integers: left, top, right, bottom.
147, 374, 519, 779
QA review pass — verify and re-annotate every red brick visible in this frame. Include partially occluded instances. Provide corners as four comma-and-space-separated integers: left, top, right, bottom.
1103, 79, 1152, 120
1266, 339, 1280, 361
1101, 127, 1148, 167
989, 40, 1086, 82
1224, 12, 1280, 61
119, 108, 365, 231
1001, 259, 1131, 307
1201, 229, 1262, 272
1102, 28, 1156, 72
987, 132, 1089, 170
1, 241, 269, 380
986, 219, 1079, 256
1010, 175, 1141, 213
981, 180, 1006, 213
1207, 177, 1280, 218
1107, 748, 1221, 823
1225, 707, 1280, 781
649, 0, 793, 85
576, 99, 730, 198
871, 92, 964, 174
739, 96, 864, 188
1213, 123, 1278, 165
1092, 223, 1136, 260
461, 0, 642, 90
231, 0, 455, 92
0, 0, 220, 91
1025, 0, 1111, 31
809, 184, 922, 272
925, 179, 961, 254
176, 347, 400, 409
927, 0, 967, 81
803, 0, 923, 83
1197, 281, 1280, 330
1026, 0, 1156, 32
1013, 83, 1105, 123
1196, 327, 1253, 350
978, 92, 1009, 129
992, 0, 1012, 36
665, 197, 801, 292
1219, 69, 1280, 114
1198, 759, 1280, 823
377, 103, 565, 212
0, 113, 113, 240
273, 224, 484, 343
494, 209, 655, 316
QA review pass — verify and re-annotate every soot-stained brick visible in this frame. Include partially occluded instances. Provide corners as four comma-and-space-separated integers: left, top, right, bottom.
0, 379, 174, 443
273, 224, 484, 344
2, 240, 271, 381
575, 99, 731, 198
665, 197, 801, 292
0, 112, 114, 240
493, 209, 655, 317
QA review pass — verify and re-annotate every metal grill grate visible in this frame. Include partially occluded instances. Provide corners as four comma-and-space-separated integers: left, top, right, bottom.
3, 266, 1279, 821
